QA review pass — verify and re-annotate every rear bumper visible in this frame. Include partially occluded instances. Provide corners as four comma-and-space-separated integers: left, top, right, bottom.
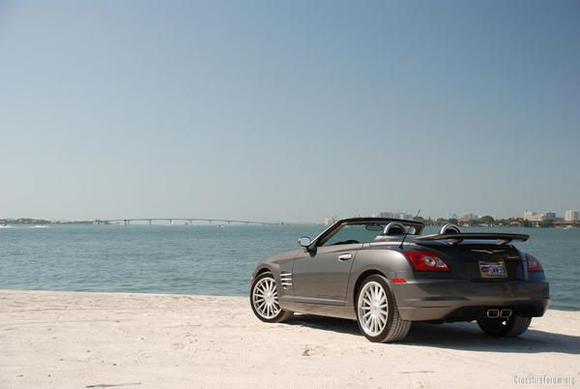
393, 279, 549, 322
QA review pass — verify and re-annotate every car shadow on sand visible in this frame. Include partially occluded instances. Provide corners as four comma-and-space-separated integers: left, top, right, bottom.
286, 315, 580, 355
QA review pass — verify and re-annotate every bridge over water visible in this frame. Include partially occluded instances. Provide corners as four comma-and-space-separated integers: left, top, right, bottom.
94, 218, 283, 226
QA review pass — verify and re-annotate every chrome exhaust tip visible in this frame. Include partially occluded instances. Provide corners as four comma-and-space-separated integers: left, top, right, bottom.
486, 309, 500, 319
500, 309, 512, 319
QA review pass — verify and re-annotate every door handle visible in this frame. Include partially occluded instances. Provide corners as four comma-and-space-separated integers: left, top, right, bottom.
338, 253, 353, 261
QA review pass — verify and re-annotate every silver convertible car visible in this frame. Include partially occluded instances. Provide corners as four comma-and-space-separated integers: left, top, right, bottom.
250, 217, 549, 343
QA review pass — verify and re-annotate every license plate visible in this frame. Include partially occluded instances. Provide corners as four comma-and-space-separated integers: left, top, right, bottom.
479, 261, 507, 278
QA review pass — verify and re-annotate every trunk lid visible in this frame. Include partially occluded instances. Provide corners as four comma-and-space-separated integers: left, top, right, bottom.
414, 241, 525, 280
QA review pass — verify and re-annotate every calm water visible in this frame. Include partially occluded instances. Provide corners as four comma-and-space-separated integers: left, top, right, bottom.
0, 224, 578, 310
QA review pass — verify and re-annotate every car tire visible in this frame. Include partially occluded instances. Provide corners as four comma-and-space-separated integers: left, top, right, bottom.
250, 272, 293, 323
355, 274, 411, 343
477, 315, 532, 337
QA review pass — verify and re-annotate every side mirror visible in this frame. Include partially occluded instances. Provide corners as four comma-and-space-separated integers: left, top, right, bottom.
298, 236, 312, 248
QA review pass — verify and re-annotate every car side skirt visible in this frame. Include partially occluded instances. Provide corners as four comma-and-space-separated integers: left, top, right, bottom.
281, 298, 357, 321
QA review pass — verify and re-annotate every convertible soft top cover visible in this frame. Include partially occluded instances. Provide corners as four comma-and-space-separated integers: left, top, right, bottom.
414, 233, 529, 243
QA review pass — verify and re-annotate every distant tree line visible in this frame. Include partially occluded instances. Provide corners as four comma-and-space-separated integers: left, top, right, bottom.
0, 218, 94, 225
0, 218, 51, 225
411, 215, 555, 228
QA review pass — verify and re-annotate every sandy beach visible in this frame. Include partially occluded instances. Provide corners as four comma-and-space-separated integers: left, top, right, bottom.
0, 290, 578, 389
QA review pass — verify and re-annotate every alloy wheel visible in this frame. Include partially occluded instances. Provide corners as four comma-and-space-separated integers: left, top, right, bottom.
252, 276, 281, 320
357, 281, 389, 337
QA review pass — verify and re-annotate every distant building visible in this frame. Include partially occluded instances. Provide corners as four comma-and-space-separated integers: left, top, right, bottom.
459, 213, 478, 222
378, 211, 413, 220
565, 210, 579, 221
324, 216, 339, 225
523, 210, 556, 222
523, 210, 544, 222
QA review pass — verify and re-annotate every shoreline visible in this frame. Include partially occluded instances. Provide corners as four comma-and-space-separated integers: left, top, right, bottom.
1, 222, 579, 228
2, 288, 579, 312
1, 290, 578, 388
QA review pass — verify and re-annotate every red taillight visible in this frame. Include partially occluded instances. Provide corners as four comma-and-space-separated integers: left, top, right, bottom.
404, 250, 449, 272
527, 254, 544, 273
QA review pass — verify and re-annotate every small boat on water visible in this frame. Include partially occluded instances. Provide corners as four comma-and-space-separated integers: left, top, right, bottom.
31, 225, 49, 229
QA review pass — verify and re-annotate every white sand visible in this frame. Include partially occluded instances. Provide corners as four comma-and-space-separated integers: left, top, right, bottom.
0, 290, 578, 389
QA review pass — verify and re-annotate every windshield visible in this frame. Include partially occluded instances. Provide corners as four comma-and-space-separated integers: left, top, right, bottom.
319, 221, 420, 246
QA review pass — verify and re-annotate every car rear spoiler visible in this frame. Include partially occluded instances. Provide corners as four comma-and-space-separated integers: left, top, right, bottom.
414, 233, 529, 244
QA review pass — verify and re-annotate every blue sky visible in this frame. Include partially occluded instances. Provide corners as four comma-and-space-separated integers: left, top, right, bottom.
1, 0, 579, 222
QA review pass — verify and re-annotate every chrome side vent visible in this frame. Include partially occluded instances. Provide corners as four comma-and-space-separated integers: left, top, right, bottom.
280, 272, 293, 289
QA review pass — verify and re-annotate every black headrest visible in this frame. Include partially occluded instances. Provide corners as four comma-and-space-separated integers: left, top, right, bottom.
383, 222, 406, 236
440, 224, 461, 235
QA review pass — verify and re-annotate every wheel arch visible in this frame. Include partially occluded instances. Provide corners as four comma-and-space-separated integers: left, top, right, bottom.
352, 269, 387, 304
255, 267, 274, 277
347, 247, 410, 308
